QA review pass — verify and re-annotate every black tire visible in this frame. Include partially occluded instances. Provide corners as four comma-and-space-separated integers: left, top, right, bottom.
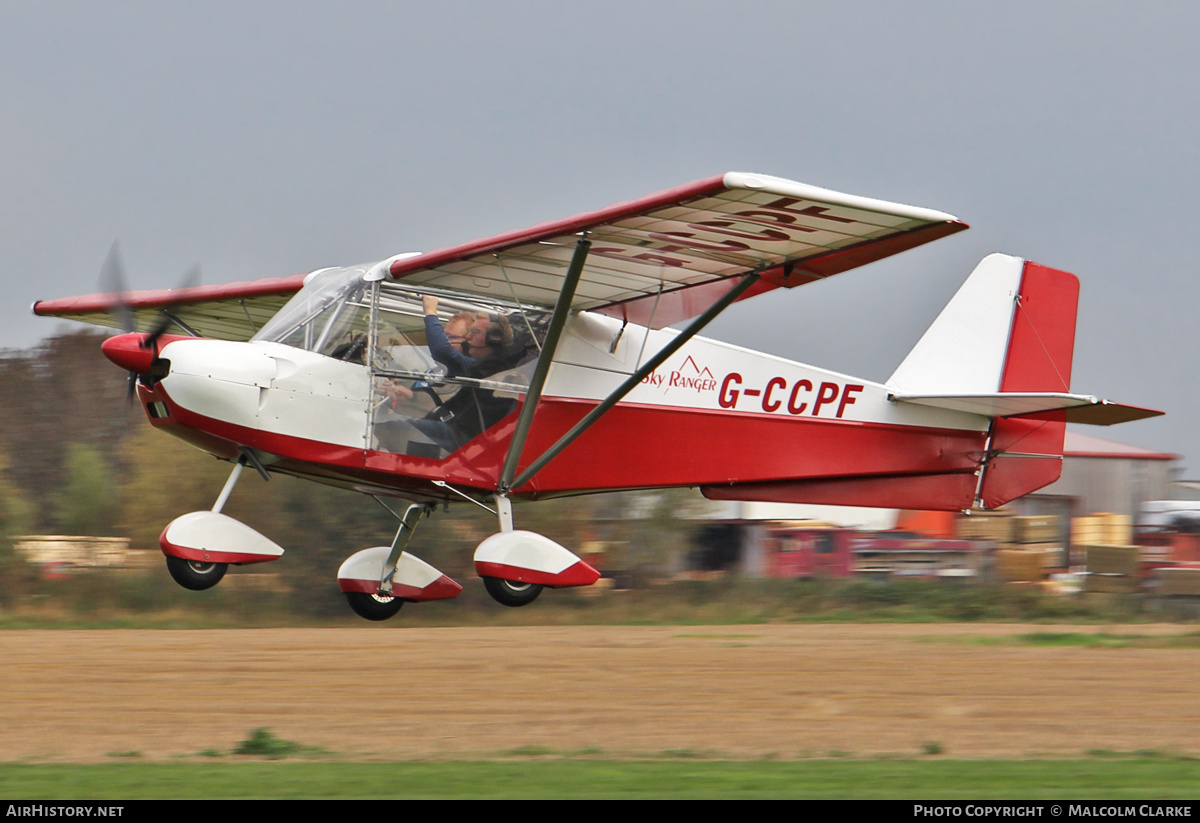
345, 591, 405, 621
165, 555, 228, 591
483, 576, 544, 607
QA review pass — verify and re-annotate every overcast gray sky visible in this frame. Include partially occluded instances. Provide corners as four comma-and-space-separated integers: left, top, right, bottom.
4, 1, 1197, 470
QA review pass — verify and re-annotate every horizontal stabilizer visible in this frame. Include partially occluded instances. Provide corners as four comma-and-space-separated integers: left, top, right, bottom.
891, 392, 1162, 425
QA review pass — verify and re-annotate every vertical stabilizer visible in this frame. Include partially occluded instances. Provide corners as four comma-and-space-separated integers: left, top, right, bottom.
887, 253, 1023, 394
888, 254, 1080, 509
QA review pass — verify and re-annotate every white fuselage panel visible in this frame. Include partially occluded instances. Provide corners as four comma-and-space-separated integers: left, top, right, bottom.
159, 339, 371, 448
548, 313, 988, 432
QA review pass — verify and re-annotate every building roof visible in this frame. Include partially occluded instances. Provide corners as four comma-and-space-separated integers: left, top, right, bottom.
1064, 430, 1178, 461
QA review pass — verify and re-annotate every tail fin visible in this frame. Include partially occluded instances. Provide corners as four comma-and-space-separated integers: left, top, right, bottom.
888, 253, 1075, 396
888, 253, 1078, 508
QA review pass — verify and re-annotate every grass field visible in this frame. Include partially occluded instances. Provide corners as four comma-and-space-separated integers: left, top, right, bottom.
2, 759, 1199, 799
3, 577, 1199, 799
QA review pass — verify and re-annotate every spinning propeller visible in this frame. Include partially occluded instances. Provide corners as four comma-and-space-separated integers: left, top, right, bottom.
96, 242, 200, 403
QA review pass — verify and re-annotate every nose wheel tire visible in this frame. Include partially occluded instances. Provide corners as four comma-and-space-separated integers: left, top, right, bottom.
165, 555, 228, 591
345, 592, 405, 621
483, 576, 544, 607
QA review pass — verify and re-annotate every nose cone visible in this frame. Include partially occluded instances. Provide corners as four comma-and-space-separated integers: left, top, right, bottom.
101, 333, 156, 373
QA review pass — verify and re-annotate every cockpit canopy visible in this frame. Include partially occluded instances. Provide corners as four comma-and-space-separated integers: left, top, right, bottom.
253, 262, 549, 378
253, 261, 552, 459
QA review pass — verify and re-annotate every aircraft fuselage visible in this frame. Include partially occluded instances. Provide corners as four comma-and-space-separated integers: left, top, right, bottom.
116, 307, 992, 508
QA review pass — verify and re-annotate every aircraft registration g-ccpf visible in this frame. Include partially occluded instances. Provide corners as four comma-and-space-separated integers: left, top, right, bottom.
35, 172, 1160, 620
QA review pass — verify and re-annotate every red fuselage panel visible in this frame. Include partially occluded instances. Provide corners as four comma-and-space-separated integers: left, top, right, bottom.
142, 381, 985, 502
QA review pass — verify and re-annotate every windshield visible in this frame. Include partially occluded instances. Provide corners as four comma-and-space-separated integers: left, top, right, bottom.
256, 266, 549, 372
252, 265, 371, 357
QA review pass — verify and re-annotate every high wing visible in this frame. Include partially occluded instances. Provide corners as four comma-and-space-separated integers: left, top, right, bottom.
387, 172, 967, 328
33, 274, 307, 341
33, 172, 966, 338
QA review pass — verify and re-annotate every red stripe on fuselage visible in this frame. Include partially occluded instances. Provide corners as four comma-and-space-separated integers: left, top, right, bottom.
504, 399, 986, 497
140, 380, 987, 502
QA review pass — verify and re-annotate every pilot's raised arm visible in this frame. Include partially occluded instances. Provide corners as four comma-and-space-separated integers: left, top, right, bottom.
422, 294, 476, 378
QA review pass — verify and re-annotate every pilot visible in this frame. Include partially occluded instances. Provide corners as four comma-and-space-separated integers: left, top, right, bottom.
421, 296, 477, 378
420, 294, 514, 378
377, 300, 473, 410
392, 295, 513, 392
445, 311, 476, 350
465, 311, 514, 363
379, 297, 519, 454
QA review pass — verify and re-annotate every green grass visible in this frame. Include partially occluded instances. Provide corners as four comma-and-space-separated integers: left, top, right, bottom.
2, 759, 1199, 799
231, 727, 330, 760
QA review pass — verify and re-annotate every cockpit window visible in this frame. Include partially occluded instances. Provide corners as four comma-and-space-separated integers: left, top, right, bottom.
369, 281, 550, 459
255, 262, 552, 459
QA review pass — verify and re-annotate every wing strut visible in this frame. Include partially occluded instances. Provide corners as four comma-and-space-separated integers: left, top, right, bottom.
503, 270, 763, 493
498, 235, 593, 491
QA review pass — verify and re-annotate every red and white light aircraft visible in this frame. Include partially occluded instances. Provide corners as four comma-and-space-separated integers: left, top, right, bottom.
35, 172, 1160, 619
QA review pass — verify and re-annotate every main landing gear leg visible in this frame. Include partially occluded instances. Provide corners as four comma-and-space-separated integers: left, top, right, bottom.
378, 502, 429, 594
343, 502, 426, 621
338, 500, 461, 621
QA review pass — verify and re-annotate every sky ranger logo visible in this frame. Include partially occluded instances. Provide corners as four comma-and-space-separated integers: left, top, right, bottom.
641, 355, 718, 394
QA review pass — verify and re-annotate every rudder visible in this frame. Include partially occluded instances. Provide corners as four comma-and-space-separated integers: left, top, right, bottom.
978, 260, 1078, 508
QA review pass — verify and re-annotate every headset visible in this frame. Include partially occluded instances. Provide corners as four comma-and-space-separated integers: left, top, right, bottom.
485, 313, 513, 349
